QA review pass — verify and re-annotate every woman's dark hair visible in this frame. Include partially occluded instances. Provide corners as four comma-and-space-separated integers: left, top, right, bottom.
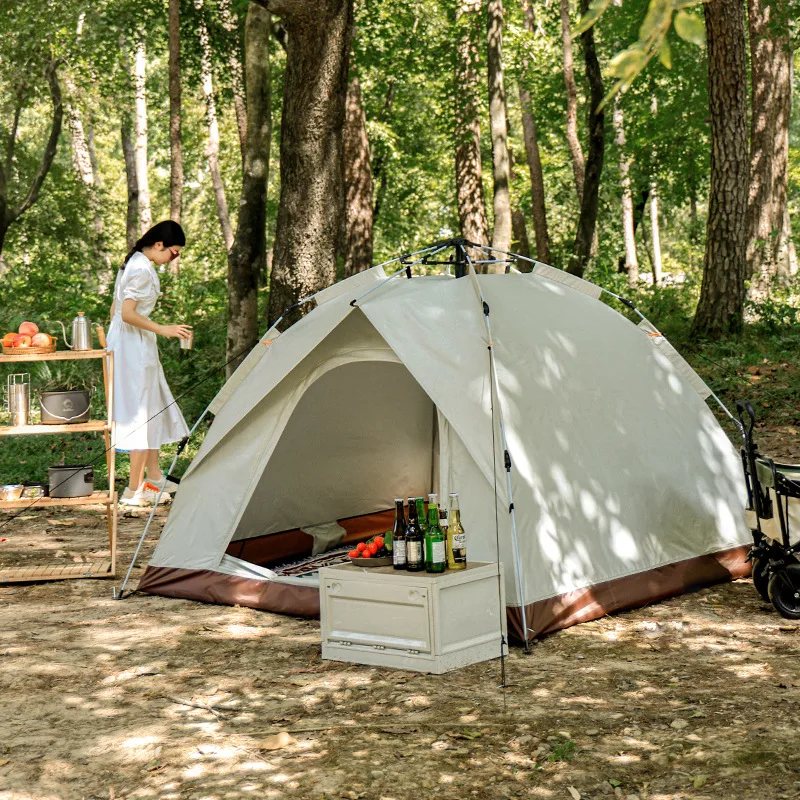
122, 220, 186, 269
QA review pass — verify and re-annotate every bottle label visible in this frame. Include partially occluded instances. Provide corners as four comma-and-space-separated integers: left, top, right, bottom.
431, 540, 445, 564
393, 540, 407, 564
407, 541, 423, 564
453, 533, 466, 548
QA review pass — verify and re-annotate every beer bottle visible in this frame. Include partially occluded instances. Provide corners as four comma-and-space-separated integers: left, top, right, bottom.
446, 492, 467, 570
392, 498, 407, 570
405, 497, 425, 572
424, 495, 446, 574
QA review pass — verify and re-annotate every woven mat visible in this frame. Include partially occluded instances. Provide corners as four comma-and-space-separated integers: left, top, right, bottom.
273, 546, 351, 578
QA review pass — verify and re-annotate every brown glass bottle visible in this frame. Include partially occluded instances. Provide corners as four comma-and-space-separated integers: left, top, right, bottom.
392, 498, 407, 569
405, 496, 425, 571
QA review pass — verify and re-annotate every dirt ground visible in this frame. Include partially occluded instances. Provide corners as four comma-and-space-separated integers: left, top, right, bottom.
1, 502, 799, 800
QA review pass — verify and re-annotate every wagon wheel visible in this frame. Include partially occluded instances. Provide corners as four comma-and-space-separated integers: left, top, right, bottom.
751, 556, 771, 602
768, 564, 800, 620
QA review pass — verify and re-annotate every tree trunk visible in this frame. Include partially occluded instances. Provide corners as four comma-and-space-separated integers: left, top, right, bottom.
121, 115, 139, 251
0, 60, 63, 257
649, 182, 662, 285
196, 0, 234, 252
342, 75, 374, 278
691, 0, 749, 337
614, 97, 638, 286
133, 41, 151, 234
220, 0, 249, 162
486, 0, 511, 267
263, 0, 354, 326
64, 78, 94, 187
169, 0, 183, 239
560, 0, 584, 202
227, 1, 272, 376
511, 207, 531, 262
746, 0, 793, 299
566, 0, 604, 278
518, 0, 549, 262
454, 0, 489, 252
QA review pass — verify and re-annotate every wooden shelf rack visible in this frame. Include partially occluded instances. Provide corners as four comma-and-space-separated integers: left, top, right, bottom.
0, 332, 117, 582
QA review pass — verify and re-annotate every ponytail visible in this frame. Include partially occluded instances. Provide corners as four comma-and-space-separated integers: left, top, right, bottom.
120, 220, 186, 270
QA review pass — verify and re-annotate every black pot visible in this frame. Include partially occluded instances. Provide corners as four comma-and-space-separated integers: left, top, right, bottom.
39, 390, 91, 425
49, 465, 94, 498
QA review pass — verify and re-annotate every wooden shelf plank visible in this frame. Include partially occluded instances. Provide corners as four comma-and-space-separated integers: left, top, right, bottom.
0, 491, 115, 510
0, 421, 108, 437
0, 349, 108, 363
0, 560, 113, 583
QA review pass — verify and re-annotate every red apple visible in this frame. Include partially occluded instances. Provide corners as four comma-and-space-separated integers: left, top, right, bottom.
12, 334, 31, 348
31, 333, 51, 347
18, 321, 39, 336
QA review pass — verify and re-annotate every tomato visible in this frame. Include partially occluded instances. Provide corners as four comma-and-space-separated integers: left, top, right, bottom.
348, 550, 360, 558
356, 542, 367, 552
374, 536, 384, 548
361, 550, 372, 558
368, 542, 379, 555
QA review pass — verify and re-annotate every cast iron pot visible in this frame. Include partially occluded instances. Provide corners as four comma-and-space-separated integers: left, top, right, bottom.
39, 390, 91, 425
49, 465, 94, 498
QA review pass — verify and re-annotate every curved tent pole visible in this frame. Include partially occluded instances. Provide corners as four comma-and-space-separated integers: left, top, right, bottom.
464, 252, 532, 651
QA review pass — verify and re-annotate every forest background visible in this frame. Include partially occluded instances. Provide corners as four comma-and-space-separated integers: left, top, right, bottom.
1, 0, 799, 484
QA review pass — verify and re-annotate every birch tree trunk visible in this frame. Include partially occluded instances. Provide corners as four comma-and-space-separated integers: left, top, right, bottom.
692, 0, 749, 337
747, 0, 793, 299
518, 0, 549, 262
560, 0, 584, 202
64, 79, 94, 187
486, 0, 511, 267
260, 0, 354, 326
196, 0, 234, 252
649, 182, 662, 285
169, 0, 183, 233
566, 0, 604, 278
227, 1, 271, 376
342, 75, 374, 278
455, 0, 489, 252
133, 41, 151, 234
613, 98, 638, 285
220, 0, 249, 162
121, 115, 139, 251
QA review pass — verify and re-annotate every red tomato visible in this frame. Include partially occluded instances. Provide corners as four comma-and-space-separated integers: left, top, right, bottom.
368, 542, 379, 555
374, 536, 385, 548
356, 542, 367, 552
348, 550, 359, 558
361, 550, 372, 558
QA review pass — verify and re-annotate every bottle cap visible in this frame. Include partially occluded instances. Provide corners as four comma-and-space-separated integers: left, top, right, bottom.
449, 492, 458, 497
394, 498, 403, 502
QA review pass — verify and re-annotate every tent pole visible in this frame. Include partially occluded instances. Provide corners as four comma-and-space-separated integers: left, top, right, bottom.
114, 406, 212, 600
464, 252, 532, 651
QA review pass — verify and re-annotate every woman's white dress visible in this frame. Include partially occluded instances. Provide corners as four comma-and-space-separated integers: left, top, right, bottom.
107, 252, 189, 452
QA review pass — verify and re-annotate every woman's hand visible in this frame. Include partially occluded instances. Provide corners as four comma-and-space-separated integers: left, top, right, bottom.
161, 324, 193, 340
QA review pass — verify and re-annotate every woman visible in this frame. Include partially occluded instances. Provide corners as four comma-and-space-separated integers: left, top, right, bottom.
108, 220, 192, 506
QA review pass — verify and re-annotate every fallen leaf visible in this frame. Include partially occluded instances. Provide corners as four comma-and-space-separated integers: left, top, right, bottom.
260, 731, 296, 751
568, 787, 581, 800
670, 719, 689, 730
693, 775, 708, 789
0, 759, 9, 767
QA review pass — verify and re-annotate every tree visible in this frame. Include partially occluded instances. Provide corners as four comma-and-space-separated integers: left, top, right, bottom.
567, 0, 604, 278
746, 0, 796, 298
227, 1, 272, 375
486, 0, 512, 263
169, 0, 183, 239
560, 0, 584, 202
220, 0, 248, 163
455, 0, 489, 252
257, 0, 354, 326
342, 74, 374, 278
692, 0, 749, 337
133, 41, 151, 234
613, 97, 638, 285
517, 0, 549, 262
0, 60, 63, 256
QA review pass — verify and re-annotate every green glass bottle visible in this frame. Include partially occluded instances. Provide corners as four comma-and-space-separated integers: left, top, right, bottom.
424, 494, 446, 574
415, 497, 428, 534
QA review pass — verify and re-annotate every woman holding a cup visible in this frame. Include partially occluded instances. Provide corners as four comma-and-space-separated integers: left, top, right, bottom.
107, 220, 192, 506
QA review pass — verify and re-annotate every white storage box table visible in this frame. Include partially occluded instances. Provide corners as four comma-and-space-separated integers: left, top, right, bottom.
319, 561, 507, 674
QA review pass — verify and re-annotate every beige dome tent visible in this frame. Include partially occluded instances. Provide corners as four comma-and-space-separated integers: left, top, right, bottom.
135, 241, 750, 645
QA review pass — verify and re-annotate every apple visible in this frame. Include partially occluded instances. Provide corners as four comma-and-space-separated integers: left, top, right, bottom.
2, 332, 16, 344
18, 321, 39, 336
31, 333, 51, 347
12, 334, 31, 348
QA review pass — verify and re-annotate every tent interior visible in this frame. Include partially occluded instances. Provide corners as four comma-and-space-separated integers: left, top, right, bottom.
224, 357, 442, 573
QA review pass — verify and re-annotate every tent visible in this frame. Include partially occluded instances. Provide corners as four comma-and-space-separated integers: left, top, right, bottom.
137, 241, 751, 643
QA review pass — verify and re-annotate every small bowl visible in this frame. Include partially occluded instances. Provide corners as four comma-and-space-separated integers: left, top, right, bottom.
349, 556, 393, 567
0, 484, 24, 502
21, 484, 48, 499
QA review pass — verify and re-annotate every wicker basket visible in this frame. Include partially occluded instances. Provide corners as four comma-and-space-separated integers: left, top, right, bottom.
2, 337, 58, 355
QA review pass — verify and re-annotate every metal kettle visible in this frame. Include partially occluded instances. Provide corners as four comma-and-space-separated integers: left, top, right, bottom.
57, 312, 93, 351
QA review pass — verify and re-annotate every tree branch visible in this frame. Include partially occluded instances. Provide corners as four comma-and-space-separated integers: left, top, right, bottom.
8, 60, 63, 224
252, 0, 308, 18
6, 92, 25, 178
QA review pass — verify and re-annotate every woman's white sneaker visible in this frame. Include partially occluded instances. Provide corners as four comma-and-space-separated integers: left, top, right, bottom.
119, 483, 167, 506
147, 475, 179, 494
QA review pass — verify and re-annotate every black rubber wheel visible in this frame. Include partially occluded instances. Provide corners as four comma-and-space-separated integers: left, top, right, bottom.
752, 556, 771, 602
768, 564, 800, 620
